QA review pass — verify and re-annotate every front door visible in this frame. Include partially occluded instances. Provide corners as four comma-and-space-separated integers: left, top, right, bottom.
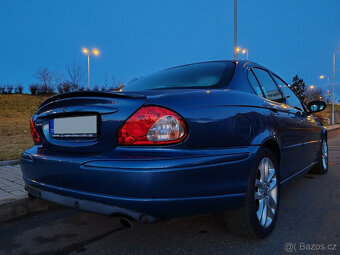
251, 68, 304, 180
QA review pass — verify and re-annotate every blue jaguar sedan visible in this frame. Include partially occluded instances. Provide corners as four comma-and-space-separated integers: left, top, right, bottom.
21, 60, 328, 238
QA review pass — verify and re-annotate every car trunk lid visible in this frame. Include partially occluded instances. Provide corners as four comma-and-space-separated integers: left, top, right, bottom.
33, 91, 147, 153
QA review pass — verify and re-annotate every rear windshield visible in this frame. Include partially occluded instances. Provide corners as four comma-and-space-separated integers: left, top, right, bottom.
124, 61, 235, 91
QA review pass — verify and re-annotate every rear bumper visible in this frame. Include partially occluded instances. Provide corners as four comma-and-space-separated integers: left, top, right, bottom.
21, 146, 258, 220
24, 184, 160, 223
24, 183, 245, 223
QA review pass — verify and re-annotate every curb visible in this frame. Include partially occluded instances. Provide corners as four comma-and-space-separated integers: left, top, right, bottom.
0, 160, 20, 166
0, 197, 58, 223
328, 126, 340, 132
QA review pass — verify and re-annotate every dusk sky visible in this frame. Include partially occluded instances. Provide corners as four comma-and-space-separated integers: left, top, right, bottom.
0, 0, 340, 97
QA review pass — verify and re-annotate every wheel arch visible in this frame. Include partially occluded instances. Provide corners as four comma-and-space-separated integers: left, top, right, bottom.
261, 139, 281, 173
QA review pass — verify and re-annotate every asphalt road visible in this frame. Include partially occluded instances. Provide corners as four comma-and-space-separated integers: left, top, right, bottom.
1, 130, 340, 255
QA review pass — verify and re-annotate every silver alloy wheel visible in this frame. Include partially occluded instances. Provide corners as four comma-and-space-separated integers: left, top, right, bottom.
322, 140, 328, 170
255, 157, 278, 228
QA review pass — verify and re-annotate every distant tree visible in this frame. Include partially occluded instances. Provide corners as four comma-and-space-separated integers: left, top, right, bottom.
65, 62, 86, 91
52, 73, 64, 93
57, 81, 72, 94
17, 84, 23, 94
93, 85, 99, 91
291, 75, 307, 104
306, 87, 325, 103
109, 75, 117, 90
35, 67, 55, 93
37, 84, 47, 94
6, 84, 14, 94
57, 83, 64, 94
0, 86, 5, 94
101, 86, 106, 92
29, 84, 39, 95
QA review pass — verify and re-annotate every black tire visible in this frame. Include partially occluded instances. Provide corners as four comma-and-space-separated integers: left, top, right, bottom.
223, 147, 280, 239
309, 138, 328, 174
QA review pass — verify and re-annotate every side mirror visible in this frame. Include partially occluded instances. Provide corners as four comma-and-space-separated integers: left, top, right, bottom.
307, 101, 327, 113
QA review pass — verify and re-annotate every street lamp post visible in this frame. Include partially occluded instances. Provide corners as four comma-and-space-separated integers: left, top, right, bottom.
319, 75, 330, 88
234, 0, 237, 59
82, 48, 100, 91
332, 48, 340, 125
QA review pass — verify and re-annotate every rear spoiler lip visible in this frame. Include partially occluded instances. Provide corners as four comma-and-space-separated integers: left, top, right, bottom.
39, 91, 147, 108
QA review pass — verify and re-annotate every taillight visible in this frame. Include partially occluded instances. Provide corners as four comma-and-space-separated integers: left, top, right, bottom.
118, 106, 188, 145
30, 118, 41, 144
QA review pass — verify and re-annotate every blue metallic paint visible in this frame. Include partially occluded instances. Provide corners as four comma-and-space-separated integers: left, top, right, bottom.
21, 60, 326, 222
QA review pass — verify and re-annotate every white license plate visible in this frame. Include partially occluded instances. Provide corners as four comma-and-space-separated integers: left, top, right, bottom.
49, 115, 97, 138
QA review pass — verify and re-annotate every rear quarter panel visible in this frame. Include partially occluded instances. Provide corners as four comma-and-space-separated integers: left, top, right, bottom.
146, 90, 274, 149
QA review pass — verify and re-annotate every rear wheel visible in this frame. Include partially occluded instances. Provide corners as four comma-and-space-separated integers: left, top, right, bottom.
310, 138, 328, 174
223, 147, 280, 239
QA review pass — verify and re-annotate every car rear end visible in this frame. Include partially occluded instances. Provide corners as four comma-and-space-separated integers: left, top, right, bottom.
21, 61, 257, 222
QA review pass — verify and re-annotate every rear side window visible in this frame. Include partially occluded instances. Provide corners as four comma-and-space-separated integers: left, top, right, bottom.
272, 75, 305, 111
248, 70, 264, 97
125, 62, 235, 91
252, 68, 284, 103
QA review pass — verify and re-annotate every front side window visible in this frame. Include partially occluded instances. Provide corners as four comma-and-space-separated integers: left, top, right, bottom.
252, 68, 284, 103
272, 75, 305, 111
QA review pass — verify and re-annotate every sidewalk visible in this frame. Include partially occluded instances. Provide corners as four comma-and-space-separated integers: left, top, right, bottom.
1, 124, 340, 222
0, 164, 26, 201
0, 164, 56, 222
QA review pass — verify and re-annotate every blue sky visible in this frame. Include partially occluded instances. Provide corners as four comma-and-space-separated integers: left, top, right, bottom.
0, 0, 340, 97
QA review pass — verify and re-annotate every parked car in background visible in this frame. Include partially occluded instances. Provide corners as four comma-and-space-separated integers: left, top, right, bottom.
21, 60, 327, 238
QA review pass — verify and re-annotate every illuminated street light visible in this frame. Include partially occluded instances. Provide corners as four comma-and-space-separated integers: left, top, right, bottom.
82, 48, 100, 91
235, 47, 248, 60
92, 48, 100, 56
320, 74, 329, 84
319, 74, 329, 87
82, 48, 89, 54
309, 85, 315, 89
319, 74, 330, 102
241, 49, 248, 59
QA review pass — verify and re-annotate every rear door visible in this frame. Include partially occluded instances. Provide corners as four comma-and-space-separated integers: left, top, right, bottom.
250, 68, 304, 179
